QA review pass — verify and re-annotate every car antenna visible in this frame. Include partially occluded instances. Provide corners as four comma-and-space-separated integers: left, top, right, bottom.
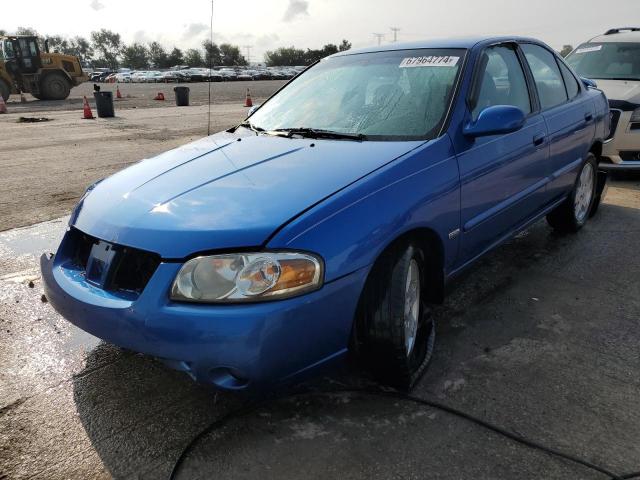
207, 0, 214, 136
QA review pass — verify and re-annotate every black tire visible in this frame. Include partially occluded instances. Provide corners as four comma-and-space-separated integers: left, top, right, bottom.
40, 72, 71, 100
547, 153, 598, 233
0, 79, 10, 102
356, 242, 436, 390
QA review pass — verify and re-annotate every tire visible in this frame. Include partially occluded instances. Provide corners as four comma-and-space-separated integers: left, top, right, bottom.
40, 72, 71, 100
547, 153, 598, 233
0, 79, 10, 102
357, 242, 436, 390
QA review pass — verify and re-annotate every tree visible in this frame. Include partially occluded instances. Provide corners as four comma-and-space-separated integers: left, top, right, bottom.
203, 40, 222, 67
560, 45, 574, 57
16, 26, 39, 36
47, 35, 69, 54
264, 46, 306, 66
219, 43, 247, 66
68, 36, 94, 62
167, 47, 184, 67
184, 48, 205, 67
0, 30, 6, 36
91, 29, 122, 68
121, 43, 149, 69
148, 41, 168, 68
338, 39, 352, 52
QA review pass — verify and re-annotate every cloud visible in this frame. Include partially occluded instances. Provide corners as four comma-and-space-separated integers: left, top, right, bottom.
182, 23, 209, 41
283, 0, 309, 22
89, 0, 104, 11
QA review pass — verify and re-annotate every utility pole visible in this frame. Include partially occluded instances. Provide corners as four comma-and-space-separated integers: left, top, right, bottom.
390, 27, 400, 42
243, 45, 252, 64
372, 33, 385, 46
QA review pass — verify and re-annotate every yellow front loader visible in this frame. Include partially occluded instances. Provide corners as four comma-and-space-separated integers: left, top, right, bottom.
0, 35, 88, 101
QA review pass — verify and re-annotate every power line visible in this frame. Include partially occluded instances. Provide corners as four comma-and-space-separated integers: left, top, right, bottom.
390, 27, 401, 42
372, 33, 385, 46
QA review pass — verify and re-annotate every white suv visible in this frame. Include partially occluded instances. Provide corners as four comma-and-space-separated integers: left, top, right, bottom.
566, 28, 640, 170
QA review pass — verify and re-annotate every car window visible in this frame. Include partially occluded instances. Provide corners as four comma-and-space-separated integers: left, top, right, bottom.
471, 45, 531, 120
566, 42, 640, 81
558, 61, 580, 99
521, 44, 568, 110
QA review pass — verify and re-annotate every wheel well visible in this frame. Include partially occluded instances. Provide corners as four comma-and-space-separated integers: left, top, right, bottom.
349, 227, 445, 356
368, 228, 445, 305
590, 141, 603, 159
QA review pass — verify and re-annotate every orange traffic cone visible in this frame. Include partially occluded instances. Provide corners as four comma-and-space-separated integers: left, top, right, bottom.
244, 88, 253, 107
82, 96, 94, 119
0, 95, 7, 114
116, 86, 122, 99
154, 92, 165, 101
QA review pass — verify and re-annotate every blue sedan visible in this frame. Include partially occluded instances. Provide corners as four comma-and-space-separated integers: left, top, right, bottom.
41, 36, 610, 391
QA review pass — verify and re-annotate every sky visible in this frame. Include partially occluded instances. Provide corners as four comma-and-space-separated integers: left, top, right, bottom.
2, 0, 638, 62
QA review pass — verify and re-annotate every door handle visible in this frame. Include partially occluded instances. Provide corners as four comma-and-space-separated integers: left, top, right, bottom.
584, 113, 593, 122
533, 133, 546, 146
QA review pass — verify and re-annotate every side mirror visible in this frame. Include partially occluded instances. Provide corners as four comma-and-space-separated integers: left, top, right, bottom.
463, 105, 526, 138
247, 104, 260, 117
580, 77, 598, 89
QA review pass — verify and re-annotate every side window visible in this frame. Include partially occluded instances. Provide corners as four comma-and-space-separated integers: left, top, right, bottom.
471, 45, 531, 120
521, 44, 568, 109
558, 61, 580, 99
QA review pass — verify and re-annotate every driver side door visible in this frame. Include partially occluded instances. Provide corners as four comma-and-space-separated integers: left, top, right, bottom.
455, 43, 549, 265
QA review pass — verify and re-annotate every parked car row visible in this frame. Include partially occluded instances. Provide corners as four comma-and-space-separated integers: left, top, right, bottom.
89, 66, 305, 84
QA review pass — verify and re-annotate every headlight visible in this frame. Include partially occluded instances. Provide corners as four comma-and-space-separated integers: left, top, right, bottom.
170, 252, 323, 303
630, 108, 640, 123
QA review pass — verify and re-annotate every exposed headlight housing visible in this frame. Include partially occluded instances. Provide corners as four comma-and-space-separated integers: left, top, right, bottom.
630, 108, 640, 123
170, 252, 323, 303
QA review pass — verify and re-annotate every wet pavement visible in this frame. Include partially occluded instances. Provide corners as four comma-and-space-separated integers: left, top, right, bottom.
1, 178, 640, 479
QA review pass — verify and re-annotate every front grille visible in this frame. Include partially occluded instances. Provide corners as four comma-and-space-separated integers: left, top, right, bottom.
67, 229, 160, 295
608, 109, 622, 140
620, 151, 640, 161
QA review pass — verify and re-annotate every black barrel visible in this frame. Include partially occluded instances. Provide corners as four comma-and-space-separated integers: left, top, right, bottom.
93, 91, 115, 118
174, 86, 190, 106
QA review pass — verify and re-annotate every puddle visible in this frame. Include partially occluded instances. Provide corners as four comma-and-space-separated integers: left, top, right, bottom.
0, 216, 69, 256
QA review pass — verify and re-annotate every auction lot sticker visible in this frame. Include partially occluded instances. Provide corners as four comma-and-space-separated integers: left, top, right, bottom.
400, 56, 460, 68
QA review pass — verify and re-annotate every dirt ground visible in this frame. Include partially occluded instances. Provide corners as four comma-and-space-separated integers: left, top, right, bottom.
0, 81, 284, 232
3, 79, 287, 114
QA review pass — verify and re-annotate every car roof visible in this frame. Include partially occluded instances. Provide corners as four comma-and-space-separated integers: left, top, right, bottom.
331, 35, 544, 57
589, 30, 640, 43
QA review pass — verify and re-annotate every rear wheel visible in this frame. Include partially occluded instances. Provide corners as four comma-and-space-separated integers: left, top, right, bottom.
40, 72, 71, 100
0, 79, 10, 102
547, 153, 597, 233
357, 242, 436, 390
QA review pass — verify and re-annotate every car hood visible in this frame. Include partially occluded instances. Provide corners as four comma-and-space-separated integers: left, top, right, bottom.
71, 131, 423, 258
595, 79, 640, 104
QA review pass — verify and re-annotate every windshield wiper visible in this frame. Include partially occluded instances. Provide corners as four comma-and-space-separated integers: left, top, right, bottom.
233, 121, 265, 134
269, 127, 366, 141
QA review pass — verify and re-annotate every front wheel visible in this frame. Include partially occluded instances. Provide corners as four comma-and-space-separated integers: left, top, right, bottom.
356, 242, 436, 390
40, 72, 71, 100
547, 153, 598, 233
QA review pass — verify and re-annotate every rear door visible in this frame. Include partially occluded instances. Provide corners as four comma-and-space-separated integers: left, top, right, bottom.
520, 43, 594, 202
457, 43, 549, 263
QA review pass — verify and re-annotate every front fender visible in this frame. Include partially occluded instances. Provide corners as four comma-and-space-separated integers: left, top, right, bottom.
267, 135, 461, 282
